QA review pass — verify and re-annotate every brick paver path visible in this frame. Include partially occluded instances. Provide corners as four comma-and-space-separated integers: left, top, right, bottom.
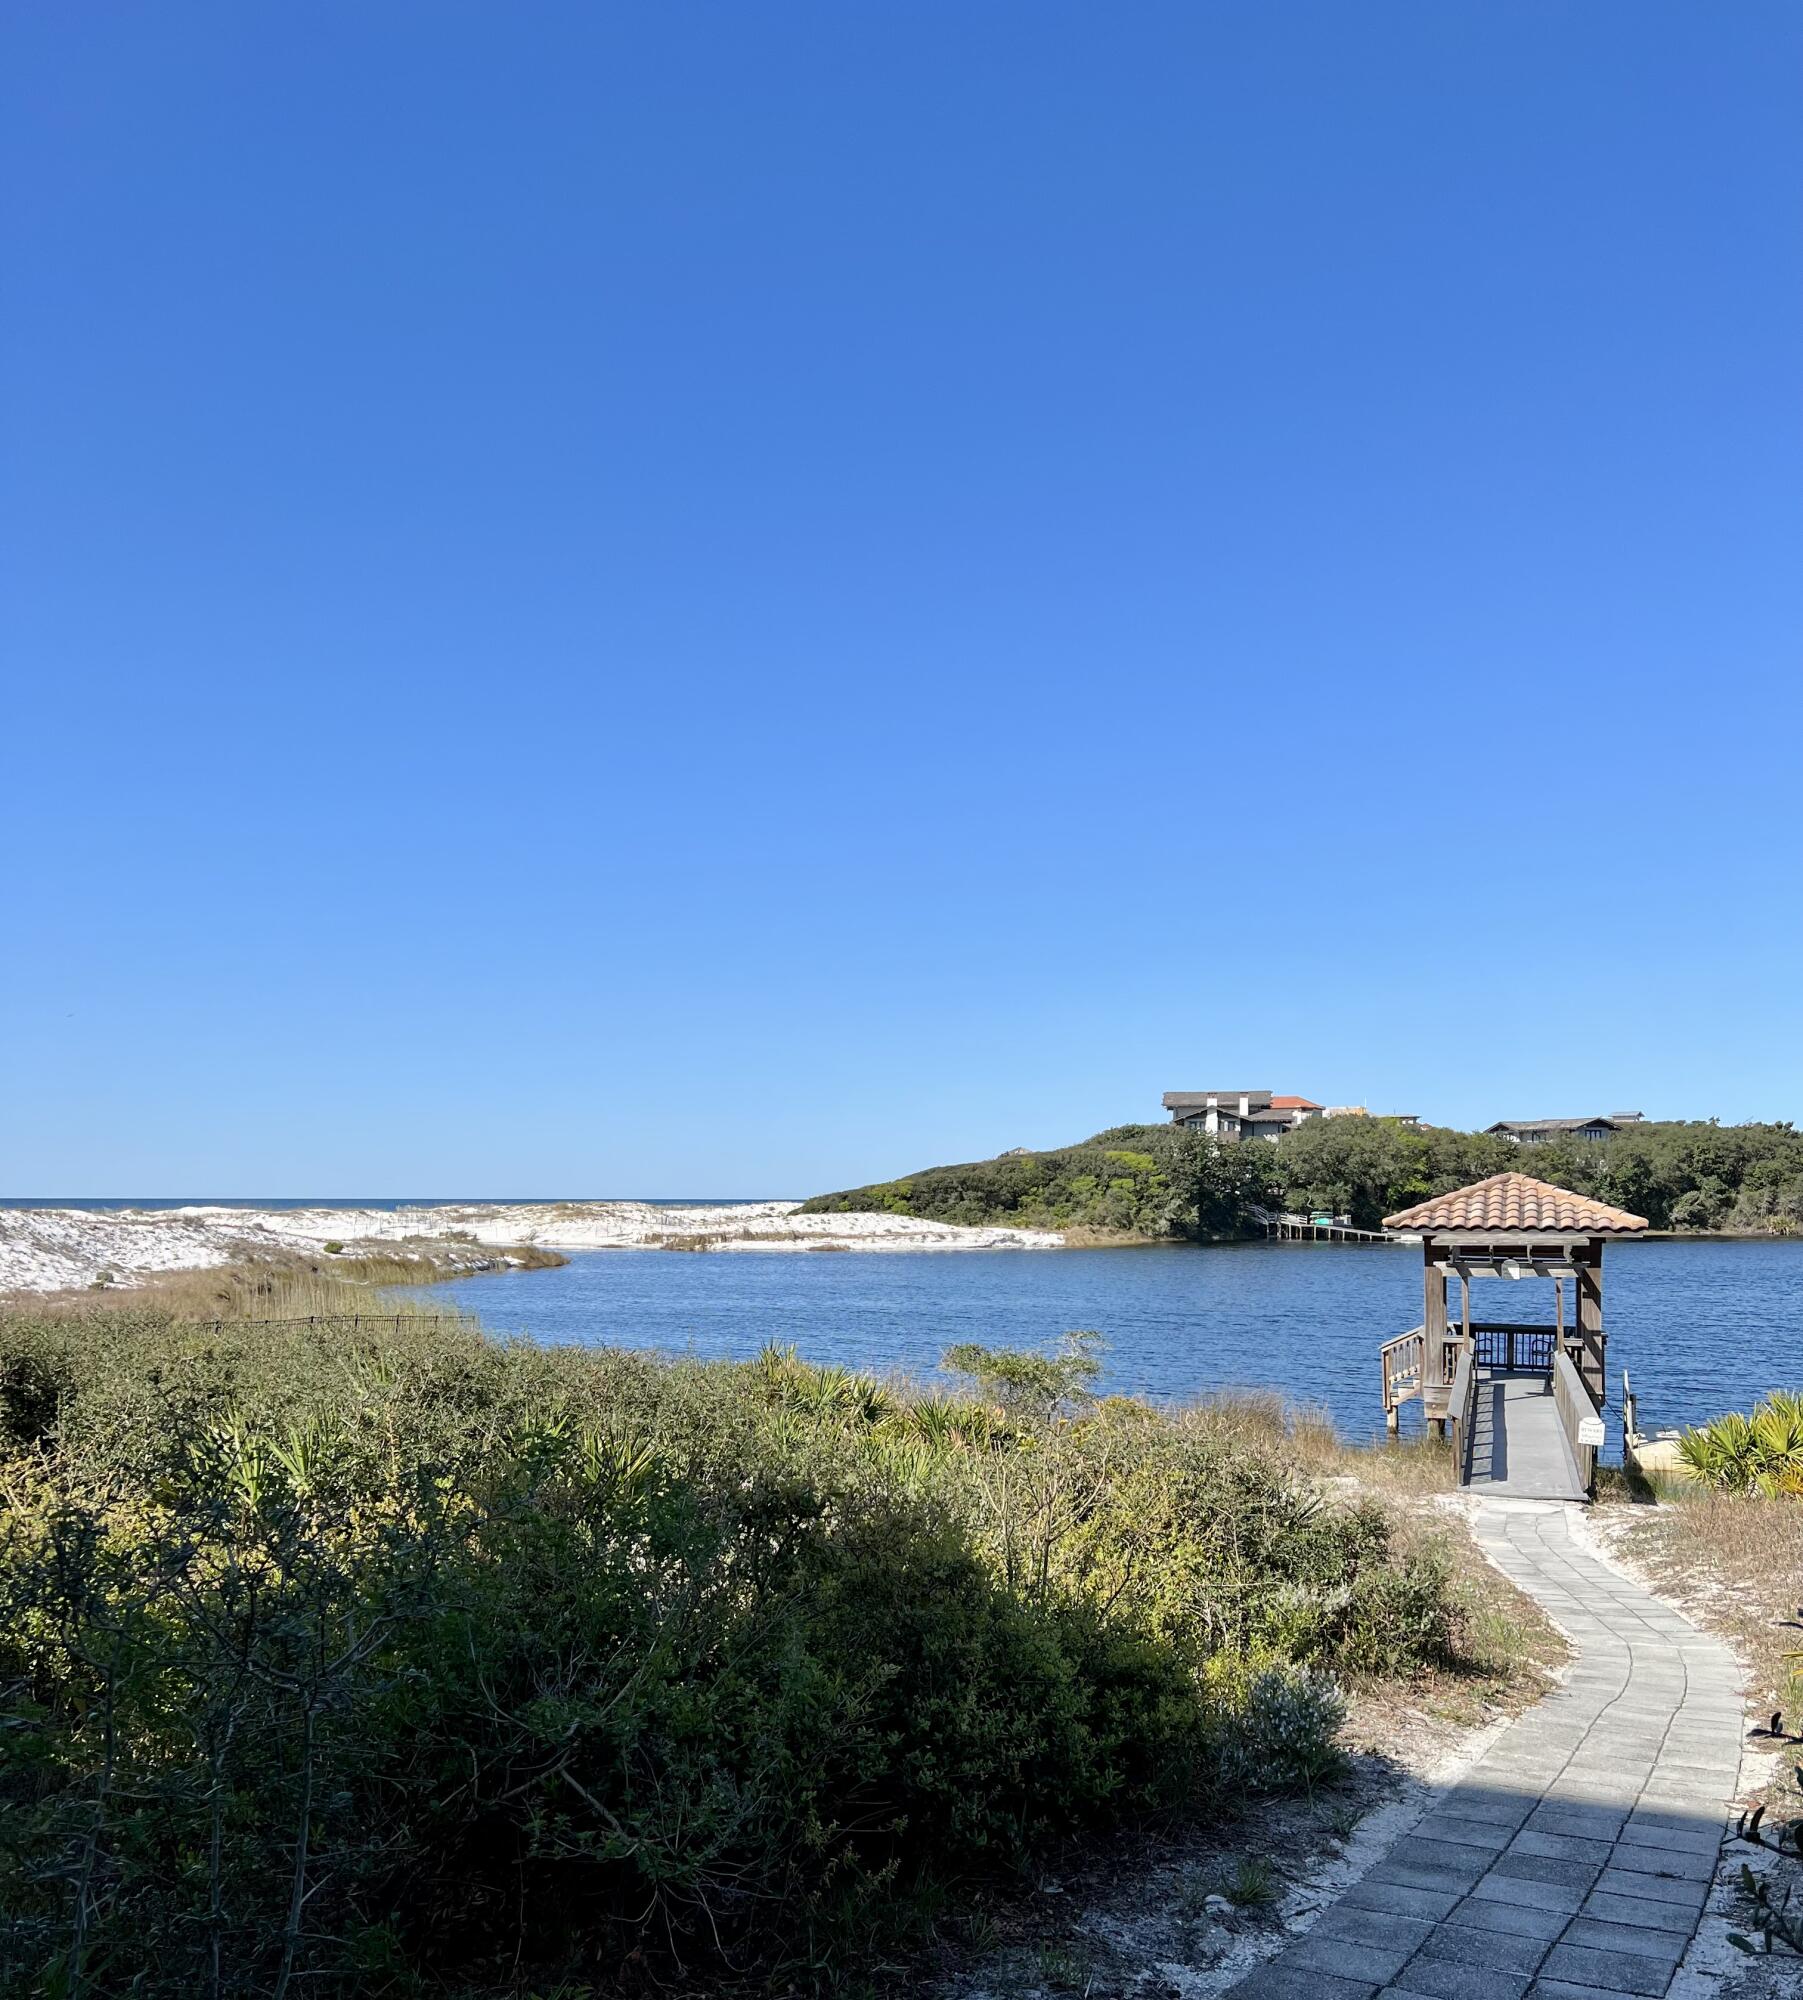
1229, 1498, 1745, 2000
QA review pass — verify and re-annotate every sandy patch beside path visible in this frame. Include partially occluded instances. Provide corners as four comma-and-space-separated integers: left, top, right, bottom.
0, 1200, 1064, 1293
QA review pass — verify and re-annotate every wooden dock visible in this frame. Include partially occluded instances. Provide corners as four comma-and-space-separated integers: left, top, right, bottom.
1261, 1216, 1393, 1243
1382, 1320, 1602, 1500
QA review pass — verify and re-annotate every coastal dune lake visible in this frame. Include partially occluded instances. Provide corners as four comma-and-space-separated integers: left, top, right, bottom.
430, 1236, 1803, 1451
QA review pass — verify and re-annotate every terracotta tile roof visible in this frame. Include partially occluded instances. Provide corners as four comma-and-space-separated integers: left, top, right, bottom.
1269, 1095, 1322, 1110
1383, 1172, 1649, 1235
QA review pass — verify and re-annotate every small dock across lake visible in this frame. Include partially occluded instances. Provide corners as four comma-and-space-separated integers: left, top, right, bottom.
1261, 1215, 1394, 1244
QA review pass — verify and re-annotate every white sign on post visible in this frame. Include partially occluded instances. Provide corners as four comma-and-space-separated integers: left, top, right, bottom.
1577, 1415, 1605, 1446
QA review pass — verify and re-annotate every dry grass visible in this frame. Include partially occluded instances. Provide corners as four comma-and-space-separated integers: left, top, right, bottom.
1605, 1488, 1803, 1812
1173, 1388, 1459, 1497
1057, 1225, 1154, 1249
24, 1239, 563, 1323
1332, 1432, 1463, 1497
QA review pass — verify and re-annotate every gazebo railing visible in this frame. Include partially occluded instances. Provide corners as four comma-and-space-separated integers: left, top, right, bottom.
1449, 1320, 1606, 1375
1381, 1324, 1461, 1417
1453, 1321, 1557, 1372
1381, 1324, 1426, 1408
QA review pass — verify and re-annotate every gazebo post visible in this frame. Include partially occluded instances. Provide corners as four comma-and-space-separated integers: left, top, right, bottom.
1423, 1243, 1447, 1344
1576, 1237, 1606, 1402
1422, 1244, 1448, 1437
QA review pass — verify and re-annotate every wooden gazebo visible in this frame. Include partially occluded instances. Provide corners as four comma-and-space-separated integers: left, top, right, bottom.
1379, 1172, 1648, 1497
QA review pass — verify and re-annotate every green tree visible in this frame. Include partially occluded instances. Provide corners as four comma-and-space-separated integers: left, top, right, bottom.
805, 1118, 1803, 1242
1272, 1117, 1428, 1231
1167, 1131, 1281, 1238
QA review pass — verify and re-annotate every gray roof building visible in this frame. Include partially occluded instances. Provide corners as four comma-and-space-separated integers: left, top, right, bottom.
1486, 1115, 1645, 1145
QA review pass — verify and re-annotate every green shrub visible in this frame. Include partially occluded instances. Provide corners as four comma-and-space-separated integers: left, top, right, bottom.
1214, 1664, 1349, 1792
800, 1125, 1203, 1237
0, 1308, 1480, 1996
942, 1331, 1101, 1421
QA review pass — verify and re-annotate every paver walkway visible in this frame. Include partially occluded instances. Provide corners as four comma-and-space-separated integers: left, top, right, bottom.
1228, 1498, 1745, 2000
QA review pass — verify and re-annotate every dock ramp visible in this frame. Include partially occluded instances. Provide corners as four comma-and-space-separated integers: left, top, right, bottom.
1463, 1372, 1589, 1501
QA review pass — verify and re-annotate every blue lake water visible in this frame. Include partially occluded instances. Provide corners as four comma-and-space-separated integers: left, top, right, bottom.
429, 1237, 1803, 1451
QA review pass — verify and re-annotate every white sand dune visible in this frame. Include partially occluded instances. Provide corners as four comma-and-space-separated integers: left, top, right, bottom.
0, 1200, 1064, 1293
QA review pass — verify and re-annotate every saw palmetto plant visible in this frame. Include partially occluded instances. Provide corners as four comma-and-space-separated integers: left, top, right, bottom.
1679, 1391, 1803, 1494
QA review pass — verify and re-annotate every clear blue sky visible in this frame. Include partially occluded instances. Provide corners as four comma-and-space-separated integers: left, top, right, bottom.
4, 3, 1799, 1196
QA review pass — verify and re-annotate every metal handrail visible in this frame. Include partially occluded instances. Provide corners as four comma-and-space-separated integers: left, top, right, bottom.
1449, 1319, 1609, 1339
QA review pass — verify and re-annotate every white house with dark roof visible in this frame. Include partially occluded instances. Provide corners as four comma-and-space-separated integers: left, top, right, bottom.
1161, 1091, 1324, 1141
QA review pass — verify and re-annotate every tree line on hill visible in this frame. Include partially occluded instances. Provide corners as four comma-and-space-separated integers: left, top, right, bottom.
799, 1117, 1803, 1239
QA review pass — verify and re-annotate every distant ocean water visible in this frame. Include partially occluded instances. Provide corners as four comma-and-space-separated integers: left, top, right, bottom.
0, 1197, 785, 1211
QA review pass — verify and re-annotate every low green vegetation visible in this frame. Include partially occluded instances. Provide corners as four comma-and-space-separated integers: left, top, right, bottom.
1678, 1390, 1803, 1493
803, 1116, 1803, 1239
0, 1301, 1507, 1997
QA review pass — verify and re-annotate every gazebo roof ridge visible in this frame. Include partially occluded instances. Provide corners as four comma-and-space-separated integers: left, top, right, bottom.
1383, 1171, 1649, 1236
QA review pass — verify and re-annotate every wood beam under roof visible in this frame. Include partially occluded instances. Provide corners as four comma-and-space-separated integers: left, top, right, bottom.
1435, 1257, 1584, 1281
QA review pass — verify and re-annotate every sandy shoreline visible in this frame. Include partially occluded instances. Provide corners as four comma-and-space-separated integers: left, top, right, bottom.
0, 1200, 1065, 1293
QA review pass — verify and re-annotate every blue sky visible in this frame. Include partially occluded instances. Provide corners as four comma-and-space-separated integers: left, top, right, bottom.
3, 3, 1799, 1196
